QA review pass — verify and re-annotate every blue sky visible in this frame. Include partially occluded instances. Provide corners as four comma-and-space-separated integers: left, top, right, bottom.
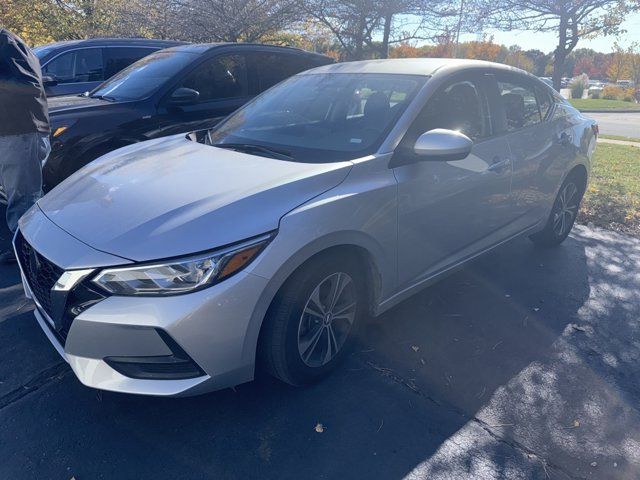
459, 12, 640, 53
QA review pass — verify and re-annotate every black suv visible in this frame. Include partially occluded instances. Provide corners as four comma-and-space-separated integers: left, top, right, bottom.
35, 38, 186, 97
44, 43, 334, 187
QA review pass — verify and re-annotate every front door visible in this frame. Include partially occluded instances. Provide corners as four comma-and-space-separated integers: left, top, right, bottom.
154, 54, 250, 138
392, 75, 514, 289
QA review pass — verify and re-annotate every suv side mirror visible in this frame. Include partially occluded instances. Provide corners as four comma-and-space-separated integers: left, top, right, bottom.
169, 87, 200, 106
414, 129, 473, 161
42, 75, 58, 87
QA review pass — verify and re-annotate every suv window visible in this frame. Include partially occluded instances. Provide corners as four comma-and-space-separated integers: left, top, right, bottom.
252, 53, 314, 92
497, 80, 541, 130
104, 47, 156, 78
43, 48, 104, 84
406, 79, 489, 142
180, 55, 248, 102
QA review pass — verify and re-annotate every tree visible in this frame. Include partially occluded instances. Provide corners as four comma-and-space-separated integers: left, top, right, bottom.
175, 0, 300, 43
504, 46, 535, 72
484, 0, 635, 90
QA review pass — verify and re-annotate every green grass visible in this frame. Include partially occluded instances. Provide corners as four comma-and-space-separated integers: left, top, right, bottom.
599, 134, 640, 143
569, 98, 640, 111
578, 143, 640, 236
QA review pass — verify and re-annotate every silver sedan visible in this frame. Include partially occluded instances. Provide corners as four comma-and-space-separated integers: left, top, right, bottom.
14, 58, 597, 396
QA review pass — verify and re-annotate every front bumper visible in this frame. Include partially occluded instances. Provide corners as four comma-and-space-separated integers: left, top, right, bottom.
15, 208, 270, 396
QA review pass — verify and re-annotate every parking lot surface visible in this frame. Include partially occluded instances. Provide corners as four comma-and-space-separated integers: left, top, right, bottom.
1, 211, 639, 479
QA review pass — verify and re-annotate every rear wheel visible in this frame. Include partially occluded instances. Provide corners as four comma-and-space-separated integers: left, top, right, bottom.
259, 253, 365, 386
530, 173, 585, 247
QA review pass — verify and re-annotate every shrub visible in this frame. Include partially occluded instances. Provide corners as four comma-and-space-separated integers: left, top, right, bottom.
622, 88, 636, 102
590, 90, 600, 99
570, 74, 588, 99
602, 85, 625, 100
570, 82, 585, 99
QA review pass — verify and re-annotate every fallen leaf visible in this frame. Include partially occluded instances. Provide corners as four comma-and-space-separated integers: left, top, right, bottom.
411, 345, 419, 352
590, 462, 598, 467
314, 423, 324, 433
573, 420, 580, 428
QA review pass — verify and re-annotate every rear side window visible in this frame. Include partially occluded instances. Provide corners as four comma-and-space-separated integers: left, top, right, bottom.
407, 79, 490, 142
180, 54, 248, 102
251, 53, 319, 92
497, 80, 541, 130
43, 48, 104, 83
103, 47, 156, 78
536, 87, 553, 120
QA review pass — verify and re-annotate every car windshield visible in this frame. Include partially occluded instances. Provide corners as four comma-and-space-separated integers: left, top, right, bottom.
90, 51, 194, 101
206, 72, 427, 163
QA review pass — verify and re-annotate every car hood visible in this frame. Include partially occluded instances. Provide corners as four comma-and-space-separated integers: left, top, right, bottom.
38, 135, 352, 262
48, 94, 113, 114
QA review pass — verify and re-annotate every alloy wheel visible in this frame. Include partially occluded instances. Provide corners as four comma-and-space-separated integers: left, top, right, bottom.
552, 181, 580, 237
297, 272, 357, 368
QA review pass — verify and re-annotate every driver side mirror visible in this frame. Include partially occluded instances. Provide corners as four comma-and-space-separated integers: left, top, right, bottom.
414, 129, 473, 161
42, 75, 58, 87
168, 87, 200, 106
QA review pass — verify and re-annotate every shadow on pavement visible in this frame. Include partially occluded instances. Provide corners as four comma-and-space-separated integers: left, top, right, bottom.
1, 206, 639, 479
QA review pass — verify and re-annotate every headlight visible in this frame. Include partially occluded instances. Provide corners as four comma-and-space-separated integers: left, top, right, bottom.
92, 233, 274, 296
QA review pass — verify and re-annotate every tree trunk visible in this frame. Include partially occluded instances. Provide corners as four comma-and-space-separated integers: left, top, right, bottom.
380, 12, 392, 59
552, 17, 568, 91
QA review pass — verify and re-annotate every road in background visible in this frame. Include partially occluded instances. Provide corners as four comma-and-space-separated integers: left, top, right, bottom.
587, 112, 640, 138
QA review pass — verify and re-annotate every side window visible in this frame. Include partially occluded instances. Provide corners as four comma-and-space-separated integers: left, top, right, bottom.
497, 79, 541, 130
252, 53, 311, 92
179, 55, 248, 102
103, 47, 155, 79
42, 49, 104, 83
536, 87, 552, 120
406, 79, 489, 143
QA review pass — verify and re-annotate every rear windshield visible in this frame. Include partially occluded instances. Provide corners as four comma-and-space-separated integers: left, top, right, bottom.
90, 51, 194, 101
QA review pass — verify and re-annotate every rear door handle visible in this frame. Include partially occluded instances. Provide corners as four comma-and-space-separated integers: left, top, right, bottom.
488, 157, 510, 173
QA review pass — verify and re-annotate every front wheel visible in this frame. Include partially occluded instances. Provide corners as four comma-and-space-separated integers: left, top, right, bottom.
530, 173, 585, 247
259, 253, 365, 386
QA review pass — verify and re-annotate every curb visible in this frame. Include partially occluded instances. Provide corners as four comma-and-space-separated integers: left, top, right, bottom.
579, 109, 640, 113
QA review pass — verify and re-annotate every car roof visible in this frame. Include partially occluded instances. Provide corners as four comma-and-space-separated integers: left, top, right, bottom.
305, 58, 525, 76
37, 38, 186, 51
164, 42, 332, 59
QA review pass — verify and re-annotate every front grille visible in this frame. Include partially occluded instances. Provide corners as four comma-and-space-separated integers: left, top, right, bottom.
15, 231, 63, 319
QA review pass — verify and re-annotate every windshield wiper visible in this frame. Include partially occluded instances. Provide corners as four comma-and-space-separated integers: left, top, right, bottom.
213, 143, 294, 160
90, 94, 117, 102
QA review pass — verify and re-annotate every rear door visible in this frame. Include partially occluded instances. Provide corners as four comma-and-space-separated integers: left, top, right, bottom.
103, 47, 157, 80
493, 74, 563, 227
392, 74, 514, 288
247, 52, 327, 95
155, 53, 250, 136
42, 48, 105, 97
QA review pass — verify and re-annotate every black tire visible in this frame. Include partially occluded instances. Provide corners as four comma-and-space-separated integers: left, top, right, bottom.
259, 252, 366, 386
529, 172, 586, 247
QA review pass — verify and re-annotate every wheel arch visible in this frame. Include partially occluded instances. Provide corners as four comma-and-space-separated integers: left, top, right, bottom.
241, 233, 385, 372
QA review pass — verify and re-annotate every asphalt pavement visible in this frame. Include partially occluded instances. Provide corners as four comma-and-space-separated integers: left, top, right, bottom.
586, 111, 640, 138
1, 213, 639, 479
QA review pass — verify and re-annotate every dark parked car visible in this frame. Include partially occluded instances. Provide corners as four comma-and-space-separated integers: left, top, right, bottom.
34, 38, 186, 97
44, 43, 334, 188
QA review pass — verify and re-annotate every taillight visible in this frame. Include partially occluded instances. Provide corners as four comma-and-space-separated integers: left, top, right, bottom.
592, 124, 599, 138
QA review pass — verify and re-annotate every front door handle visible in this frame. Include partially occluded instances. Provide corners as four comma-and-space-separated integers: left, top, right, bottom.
488, 157, 510, 173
